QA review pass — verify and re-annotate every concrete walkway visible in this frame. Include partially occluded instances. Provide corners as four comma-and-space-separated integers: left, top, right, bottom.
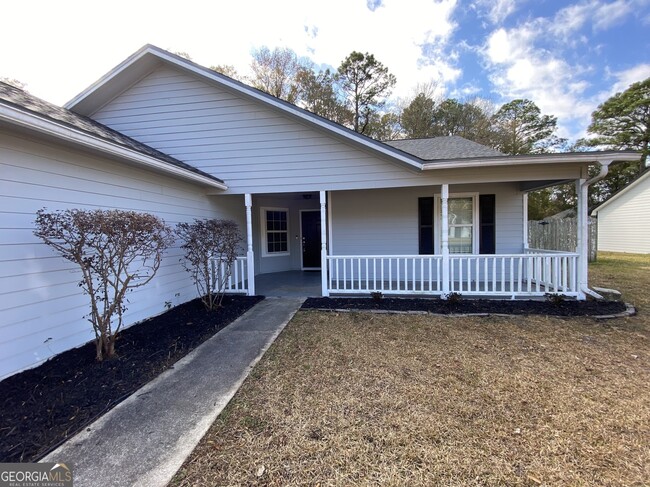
42, 297, 304, 487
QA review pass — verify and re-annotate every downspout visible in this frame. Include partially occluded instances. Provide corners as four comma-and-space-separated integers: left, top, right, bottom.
579, 160, 612, 299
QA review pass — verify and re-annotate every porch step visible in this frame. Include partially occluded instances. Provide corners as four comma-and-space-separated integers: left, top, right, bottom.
592, 286, 622, 301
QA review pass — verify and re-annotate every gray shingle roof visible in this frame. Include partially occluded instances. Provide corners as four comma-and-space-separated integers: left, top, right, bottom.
0, 82, 224, 185
384, 136, 503, 160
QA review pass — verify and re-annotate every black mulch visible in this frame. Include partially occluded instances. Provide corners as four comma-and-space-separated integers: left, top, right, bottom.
302, 296, 627, 316
0, 295, 263, 463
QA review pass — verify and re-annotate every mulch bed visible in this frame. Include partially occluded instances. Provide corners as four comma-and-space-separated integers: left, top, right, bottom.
0, 295, 263, 463
303, 296, 627, 316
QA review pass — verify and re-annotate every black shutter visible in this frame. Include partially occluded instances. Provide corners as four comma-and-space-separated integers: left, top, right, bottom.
418, 197, 434, 254
479, 194, 496, 254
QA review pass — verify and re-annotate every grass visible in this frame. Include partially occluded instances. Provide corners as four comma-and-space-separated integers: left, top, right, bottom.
170, 252, 649, 486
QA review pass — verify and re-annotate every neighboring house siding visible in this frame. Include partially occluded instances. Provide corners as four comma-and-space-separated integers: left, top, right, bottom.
597, 177, 650, 254
330, 184, 523, 255
90, 66, 583, 193
0, 130, 244, 380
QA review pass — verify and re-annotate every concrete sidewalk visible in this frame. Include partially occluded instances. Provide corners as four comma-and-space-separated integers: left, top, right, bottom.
42, 297, 304, 487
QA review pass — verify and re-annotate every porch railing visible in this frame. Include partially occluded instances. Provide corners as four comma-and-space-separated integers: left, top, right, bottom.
210, 256, 248, 294
326, 251, 579, 298
327, 255, 443, 294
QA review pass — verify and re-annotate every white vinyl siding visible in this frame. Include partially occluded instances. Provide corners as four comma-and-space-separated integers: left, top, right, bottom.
0, 130, 245, 380
597, 175, 650, 254
330, 184, 524, 256
90, 66, 584, 194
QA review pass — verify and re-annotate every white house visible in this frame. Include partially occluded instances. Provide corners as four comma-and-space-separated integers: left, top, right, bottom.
0, 45, 640, 380
592, 169, 650, 254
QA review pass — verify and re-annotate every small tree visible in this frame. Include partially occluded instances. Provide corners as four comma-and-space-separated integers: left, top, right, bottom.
34, 209, 174, 361
176, 219, 242, 311
491, 99, 563, 155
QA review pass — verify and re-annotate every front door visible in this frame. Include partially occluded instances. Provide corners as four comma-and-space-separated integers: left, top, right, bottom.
301, 210, 321, 269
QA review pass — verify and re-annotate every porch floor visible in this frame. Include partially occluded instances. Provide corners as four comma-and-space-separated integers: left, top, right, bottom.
256, 271, 322, 297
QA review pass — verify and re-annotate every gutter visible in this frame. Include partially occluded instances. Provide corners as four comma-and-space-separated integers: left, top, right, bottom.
422, 151, 639, 170
0, 104, 228, 190
579, 160, 612, 300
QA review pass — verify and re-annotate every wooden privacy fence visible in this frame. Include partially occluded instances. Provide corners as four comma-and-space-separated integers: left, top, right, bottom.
528, 217, 598, 262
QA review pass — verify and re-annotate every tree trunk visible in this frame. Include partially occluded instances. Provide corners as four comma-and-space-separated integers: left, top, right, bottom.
95, 338, 103, 362
106, 336, 116, 359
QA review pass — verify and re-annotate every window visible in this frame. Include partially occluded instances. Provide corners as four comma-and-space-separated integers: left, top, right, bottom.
447, 197, 475, 253
261, 208, 289, 256
422, 194, 497, 255
435, 194, 479, 254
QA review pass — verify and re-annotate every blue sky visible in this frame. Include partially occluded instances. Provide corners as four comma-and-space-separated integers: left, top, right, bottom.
1, 0, 649, 141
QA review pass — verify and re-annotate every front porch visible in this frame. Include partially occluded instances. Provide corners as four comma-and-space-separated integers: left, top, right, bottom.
219, 249, 578, 298
217, 180, 593, 300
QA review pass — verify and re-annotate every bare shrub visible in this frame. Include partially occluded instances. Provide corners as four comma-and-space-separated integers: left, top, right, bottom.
34, 208, 174, 361
176, 219, 243, 310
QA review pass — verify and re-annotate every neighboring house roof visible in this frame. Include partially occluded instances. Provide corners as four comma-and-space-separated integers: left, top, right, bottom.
0, 81, 226, 189
543, 208, 576, 220
385, 136, 503, 160
591, 168, 650, 215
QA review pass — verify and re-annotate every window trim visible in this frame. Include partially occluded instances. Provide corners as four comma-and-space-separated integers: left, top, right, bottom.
260, 207, 290, 257
434, 192, 479, 254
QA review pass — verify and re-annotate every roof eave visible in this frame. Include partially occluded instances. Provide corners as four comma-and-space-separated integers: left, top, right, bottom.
66, 45, 425, 172
0, 103, 228, 190
422, 151, 641, 170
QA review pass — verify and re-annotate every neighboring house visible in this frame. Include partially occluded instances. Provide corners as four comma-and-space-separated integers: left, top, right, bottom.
592, 169, 650, 254
0, 45, 640, 380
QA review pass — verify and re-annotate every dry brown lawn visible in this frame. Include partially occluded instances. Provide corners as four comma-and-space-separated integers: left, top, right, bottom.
170, 252, 649, 486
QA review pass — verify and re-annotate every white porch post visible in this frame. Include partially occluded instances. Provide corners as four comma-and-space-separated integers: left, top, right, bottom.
522, 192, 529, 250
245, 193, 255, 296
576, 179, 587, 300
441, 184, 450, 296
320, 190, 329, 297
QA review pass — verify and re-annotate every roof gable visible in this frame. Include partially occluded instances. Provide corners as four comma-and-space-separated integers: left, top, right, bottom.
66, 45, 425, 172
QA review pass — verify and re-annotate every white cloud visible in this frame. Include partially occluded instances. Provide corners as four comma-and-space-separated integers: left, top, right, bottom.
479, 0, 647, 139
482, 23, 595, 139
0, 0, 460, 104
473, 0, 520, 24
549, 3, 591, 38
609, 63, 650, 93
592, 0, 634, 29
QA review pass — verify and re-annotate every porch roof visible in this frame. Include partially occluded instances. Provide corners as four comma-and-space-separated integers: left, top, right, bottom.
61, 45, 642, 189
66, 45, 641, 178
385, 136, 503, 160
